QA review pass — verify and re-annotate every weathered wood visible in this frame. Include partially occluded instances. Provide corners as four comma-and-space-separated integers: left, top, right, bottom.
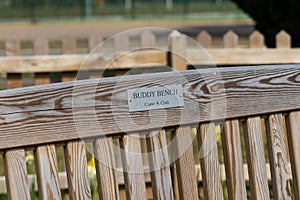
7, 73, 22, 89
222, 120, 247, 200
141, 31, 156, 48
0, 50, 166, 73
196, 31, 212, 48
3, 149, 30, 200
34, 73, 50, 85
146, 130, 174, 200
223, 30, 238, 48
119, 134, 147, 200
64, 141, 91, 200
5, 39, 20, 56
35, 145, 61, 200
62, 72, 77, 82
198, 123, 223, 200
0, 65, 300, 150
287, 111, 300, 200
173, 126, 198, 199
168, 31, 187, 71
266, 114, 292, 200
62, 37, 76, 54
93, 137, 120, 200
249, 31, 264, 48
244, 117, 270, 200
276, 30, 291, 48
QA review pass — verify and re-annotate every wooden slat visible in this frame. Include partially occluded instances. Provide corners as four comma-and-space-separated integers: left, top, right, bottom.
62, 37, 76, 54
173, 126, 198, 199
146, 130, 174, 200
5, 39, 20, 56
35, 145, 61, 199
287, 111, 300, 200
276, 30, 291, 48
196, 31, 212, 48
244, 117, 270, 200
62, 72, 77, 82
3, 149, 30, 200
93, 137, 120, 200
34, 73, 50, 85
168, 31, 187, 71
1, 65, 300, 150
7, 73, 22, 89
64, 141, 91, 200
141, 31, 155, 48
0, 50, 166, 73
223, 30, 238, 48
249, 31, 264, 48
222, 120, 247, 200
197, 123, 223, 200
114, 35, 129, 52
119, 134, 147, 200
266, 114, 292, 200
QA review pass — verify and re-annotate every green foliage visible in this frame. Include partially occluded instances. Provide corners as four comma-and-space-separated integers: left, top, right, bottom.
231, 0, 300, 47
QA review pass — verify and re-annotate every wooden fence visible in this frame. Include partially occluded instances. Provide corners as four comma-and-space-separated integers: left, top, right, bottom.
0, 30, 299, 90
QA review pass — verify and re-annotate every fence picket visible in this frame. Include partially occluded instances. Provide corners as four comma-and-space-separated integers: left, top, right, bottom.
196, 31, 212, 48
249, 31, 264, 48
168, 31, 187, 71
276, 30, 291, 48
141, 31, 156, 48
88, 34, 102, 52
223, 30, 238, 48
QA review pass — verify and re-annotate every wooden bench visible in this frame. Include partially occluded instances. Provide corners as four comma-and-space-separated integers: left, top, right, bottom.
0, 64, 299, 200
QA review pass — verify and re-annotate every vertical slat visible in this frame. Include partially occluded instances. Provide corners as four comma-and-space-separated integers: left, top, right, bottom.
173, 126, 198, 199
197, 123, 223, 200
62, 37, 76, 54
34, 73, 50, 85
119, 134, 147, 200
64, 141, 91, 200
266, 114, 292, 200
168, 31, 187, 71
62, 72, 77, 82
249, 31, 264, 48
6, 39, 22, 89
222, 120, 247, 200
223, 30, 238, 48
93, 137, 120, 200
3, 149, 30, 200
34, 38, 49, 55
287, 111, 300, 200
244, 117, 270, 200
35, 145, 61, 200
88, 34, 102, 52
146, 130, 174, 200
141, 31, 156, 48
276, 30, 291, 48
5, 39, 20, 56
196, 31, 212, 48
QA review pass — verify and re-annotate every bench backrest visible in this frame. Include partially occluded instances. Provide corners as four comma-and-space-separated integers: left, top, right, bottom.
0, 64, 299, 200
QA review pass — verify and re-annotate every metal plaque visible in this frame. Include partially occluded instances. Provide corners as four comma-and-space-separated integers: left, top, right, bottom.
127, 85, 184, 112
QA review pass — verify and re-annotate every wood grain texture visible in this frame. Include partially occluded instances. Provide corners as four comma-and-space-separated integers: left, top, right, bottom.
93, 137, 120, 200
0, 65, 300, 149
196, 31, 211, 48
266, 114, 292, 200
146, 130, 174, 200
0, 50, 166, 73
168, 31, 187, 71
244, 117, 270, 200
287, 111, 300, 200
276, 30, 291, 48
173, 126, 198, 199
64, 141, 91, 200
35, 145, 61, 200
120, 134, 147, 200
223, 30, 238, 48
198, 123, 223, 200
249, 31, 264, 48
3, 149, 30, 200
222, 120, 247, 200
